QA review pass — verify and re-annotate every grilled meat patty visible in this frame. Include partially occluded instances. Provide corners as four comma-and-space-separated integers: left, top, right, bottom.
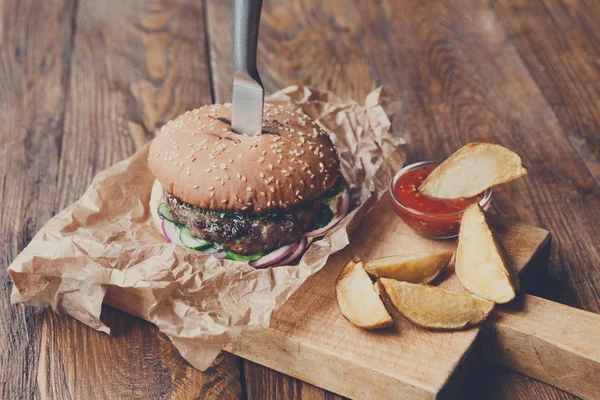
166, 192, 320, 255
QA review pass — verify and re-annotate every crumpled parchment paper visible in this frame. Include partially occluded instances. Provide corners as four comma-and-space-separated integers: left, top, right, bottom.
9, 85, 405, 370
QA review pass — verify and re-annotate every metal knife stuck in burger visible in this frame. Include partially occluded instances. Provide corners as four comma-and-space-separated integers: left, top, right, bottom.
148, 104, 350, 268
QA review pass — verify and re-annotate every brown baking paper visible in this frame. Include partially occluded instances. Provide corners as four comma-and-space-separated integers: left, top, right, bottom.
9, 86, 405, 370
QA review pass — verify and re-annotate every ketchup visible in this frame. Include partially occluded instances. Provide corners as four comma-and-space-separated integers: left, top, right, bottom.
390, 163, 489, 239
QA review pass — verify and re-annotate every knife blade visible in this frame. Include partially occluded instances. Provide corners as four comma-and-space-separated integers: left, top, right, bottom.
232, 0, 264, 136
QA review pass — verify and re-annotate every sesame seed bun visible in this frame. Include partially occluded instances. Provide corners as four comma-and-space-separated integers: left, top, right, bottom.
147, 103, 341, 213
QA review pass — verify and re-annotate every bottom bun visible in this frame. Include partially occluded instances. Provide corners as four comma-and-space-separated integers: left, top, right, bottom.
150, 179, 165, 232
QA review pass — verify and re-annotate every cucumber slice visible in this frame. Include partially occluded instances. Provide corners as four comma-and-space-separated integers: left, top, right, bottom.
179, 227, 212, 250
226, 250, 265, 263
157, 202, 176, 223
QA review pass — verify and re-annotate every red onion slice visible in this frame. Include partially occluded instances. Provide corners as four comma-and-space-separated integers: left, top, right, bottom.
161, 219, 170, 242
161, 218, 184, 246
211, 250, 227, 259
250, 240, 301, 269
278, 237, 308, 266
303, 188, 350, 238
202, 246, 221, 255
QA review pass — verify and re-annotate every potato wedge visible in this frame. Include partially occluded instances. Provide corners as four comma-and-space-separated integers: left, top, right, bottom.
379, 279, 494, 329
419, 142, 527, 199
336, 260, 393, 330
455, 204, 519, 303
364, 251, 453, 284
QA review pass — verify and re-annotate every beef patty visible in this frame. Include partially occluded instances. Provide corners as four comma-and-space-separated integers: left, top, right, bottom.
166, 192, 320, 255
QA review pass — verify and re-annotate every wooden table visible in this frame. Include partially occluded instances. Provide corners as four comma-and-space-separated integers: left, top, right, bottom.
1, 0, 598, 399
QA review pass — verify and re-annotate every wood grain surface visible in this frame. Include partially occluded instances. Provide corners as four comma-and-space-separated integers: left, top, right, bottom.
0, 1, 75, 399
486, 295, 600, 399
2, 0, 599, 399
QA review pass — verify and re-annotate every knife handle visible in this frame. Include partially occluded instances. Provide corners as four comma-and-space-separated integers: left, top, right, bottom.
233, 0, 263, 84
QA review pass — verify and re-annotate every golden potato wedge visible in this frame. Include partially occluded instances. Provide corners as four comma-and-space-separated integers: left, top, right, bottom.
364, 251, 453, 284
419, 142, 527, 199
455, 204, 519, 303
336, 260, 393, 330
379, 279, 494, 329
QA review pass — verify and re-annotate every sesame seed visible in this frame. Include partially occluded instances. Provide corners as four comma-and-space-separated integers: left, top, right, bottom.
242, 206, 248, 211
241, 176, 247, 182
246, 187, 253, 192
208, 186, 215, 190
296, 190, 300, 195
260, 191, 266, 196
229, 159, 234, 163
257, 157, 265, 163
270, 187, 275, 193
282, 169, 288, 174
238, 154, 243, 159
210, 192, 215, 198
219, 163, 226, 170
222, 200, 227, 204
269, 164, 274, 170
193, 185, 199, 189
205, 168, 212, 173
260, 172, 265, 178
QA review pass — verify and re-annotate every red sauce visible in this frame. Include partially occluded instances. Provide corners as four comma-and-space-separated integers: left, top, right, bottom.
394, 165, 484, 214
390, 163, 488, 239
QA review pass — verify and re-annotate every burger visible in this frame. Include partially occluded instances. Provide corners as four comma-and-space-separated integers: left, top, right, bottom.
148, 103, 350, 268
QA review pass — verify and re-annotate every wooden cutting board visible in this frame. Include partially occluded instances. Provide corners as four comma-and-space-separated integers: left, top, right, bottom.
105, 193, 600, 399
